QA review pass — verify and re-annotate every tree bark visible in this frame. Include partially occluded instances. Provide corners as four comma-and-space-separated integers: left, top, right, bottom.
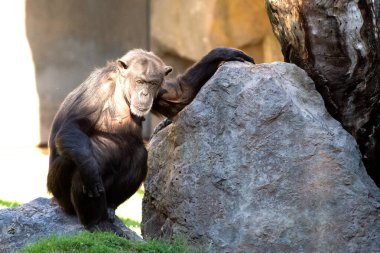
266, 0, 380, 186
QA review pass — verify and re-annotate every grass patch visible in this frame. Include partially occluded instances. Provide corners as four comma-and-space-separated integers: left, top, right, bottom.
19, 231, 201, 253
118, 216, 140, 229
0, 199, 21, 208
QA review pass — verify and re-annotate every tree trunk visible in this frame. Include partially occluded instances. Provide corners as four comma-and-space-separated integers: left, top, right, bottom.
266, 0, 380, 186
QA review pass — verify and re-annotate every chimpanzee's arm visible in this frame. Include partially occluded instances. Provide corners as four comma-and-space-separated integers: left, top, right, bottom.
54, 120, 104, 198
152, 48, 254, 118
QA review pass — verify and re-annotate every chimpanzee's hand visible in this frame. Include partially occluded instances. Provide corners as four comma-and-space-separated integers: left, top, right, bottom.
81, 170, 104, 198
82, 180, 105, 198
79, 159, 105, 198
151, 118, 172, 138
207, 47, 255, 64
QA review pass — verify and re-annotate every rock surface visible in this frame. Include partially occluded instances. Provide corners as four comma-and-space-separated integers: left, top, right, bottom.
142, 62, 380, 253
0, 198, 141, 252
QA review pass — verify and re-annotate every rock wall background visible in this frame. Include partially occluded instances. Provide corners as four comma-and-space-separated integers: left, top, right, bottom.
151, 0, 282, 76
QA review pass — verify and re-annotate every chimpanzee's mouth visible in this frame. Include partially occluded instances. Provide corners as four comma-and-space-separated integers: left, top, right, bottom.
136, 103, 151, 112
131, 103, 152, 116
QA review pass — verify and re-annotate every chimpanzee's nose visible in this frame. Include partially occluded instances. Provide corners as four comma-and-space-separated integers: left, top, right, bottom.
140, 90, 148, 97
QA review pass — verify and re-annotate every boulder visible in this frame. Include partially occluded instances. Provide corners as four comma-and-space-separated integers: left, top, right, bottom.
0, 198, 141, 252
142, 62, 380, 252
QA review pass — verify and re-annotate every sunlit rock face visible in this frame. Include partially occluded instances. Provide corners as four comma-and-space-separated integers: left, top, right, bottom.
142, 62, 380, 253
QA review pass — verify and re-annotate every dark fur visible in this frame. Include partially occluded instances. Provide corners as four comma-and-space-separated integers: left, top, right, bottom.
47, 48, 254, 234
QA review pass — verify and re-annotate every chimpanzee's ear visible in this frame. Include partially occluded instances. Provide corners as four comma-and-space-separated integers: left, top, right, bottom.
117, 59, 128, 70
164, 66, 173, 76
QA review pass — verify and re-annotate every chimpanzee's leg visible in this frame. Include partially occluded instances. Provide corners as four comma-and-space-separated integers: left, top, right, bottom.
71, 170, 129, 236
70, 170, 107, 227
105, 173, 144, 215
105, 148, 148, 215
47, 156, 76, 214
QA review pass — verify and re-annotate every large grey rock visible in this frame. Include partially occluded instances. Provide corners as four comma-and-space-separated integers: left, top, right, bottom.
0, 198, 141, 252
142, 62, 380, 253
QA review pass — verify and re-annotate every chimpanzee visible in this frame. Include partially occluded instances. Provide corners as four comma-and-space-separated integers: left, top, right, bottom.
47, 48, 254, 235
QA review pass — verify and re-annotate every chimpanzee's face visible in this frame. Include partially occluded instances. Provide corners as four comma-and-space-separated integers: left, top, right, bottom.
117, 51, 172, 117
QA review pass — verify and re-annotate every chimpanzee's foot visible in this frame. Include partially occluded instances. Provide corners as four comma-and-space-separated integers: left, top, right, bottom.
86, 220, 125, 237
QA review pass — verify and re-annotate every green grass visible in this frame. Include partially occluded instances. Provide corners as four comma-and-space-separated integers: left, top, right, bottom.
0, 199, 21, 208
2, 197, 203, 252
19, 231, 202, 253
118, 216, 141, 229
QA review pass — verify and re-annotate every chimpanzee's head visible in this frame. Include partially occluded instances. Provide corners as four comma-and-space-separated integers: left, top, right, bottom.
116, 49, 172, 117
